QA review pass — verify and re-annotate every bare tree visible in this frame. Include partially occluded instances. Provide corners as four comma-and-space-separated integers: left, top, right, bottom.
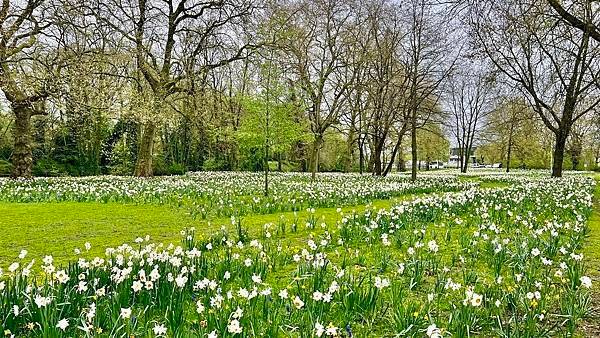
94, 0, 259, 176
0, 0, 54, 177
447, 67, 495, 173
363, 1, 409, 176
402, 0, 457, 181
279, 0, 355, 180
469, 0, 600, 177
546, 0, 600, 43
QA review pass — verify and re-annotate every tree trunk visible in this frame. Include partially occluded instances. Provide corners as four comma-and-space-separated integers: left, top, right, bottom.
358, 140, 365, 175
277, 153, 282, 172
397, 146, 406, 172
506, 125, 514, 173
135, 121, 156, 177
345, 129, 355, 173
461, 146, 470, 173
310, 135, 323, 181
383, 132, 404, 176
264, 143, 269, 196
570, 139, 581, 170
551, 130, 568, 178
411, 113, 417, 181
12, 106, 33, 178
373, 141, 384, 176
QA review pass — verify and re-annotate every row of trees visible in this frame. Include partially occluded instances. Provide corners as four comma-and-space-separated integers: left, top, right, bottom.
0, 0, 598, 179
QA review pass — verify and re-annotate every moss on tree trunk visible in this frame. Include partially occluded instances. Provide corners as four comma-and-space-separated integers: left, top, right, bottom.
135, 121, 156, 177
12, 106, 33, 178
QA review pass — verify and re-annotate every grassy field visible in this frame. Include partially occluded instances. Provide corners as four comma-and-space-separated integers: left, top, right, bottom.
0, 197, 403, 265
580, 176, 600, 335
0, 173, 596, 337
0, 202, 198, 263
0, 178, 508, 265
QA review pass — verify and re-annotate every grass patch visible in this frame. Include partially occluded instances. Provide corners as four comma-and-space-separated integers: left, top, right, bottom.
0, 202, 201, 264
578, 175, 600, 336
0, 197, 407, 265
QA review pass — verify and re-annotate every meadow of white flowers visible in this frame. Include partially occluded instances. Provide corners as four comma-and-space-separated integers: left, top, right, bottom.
0, 173, 473, 218
0, 173, 595, 337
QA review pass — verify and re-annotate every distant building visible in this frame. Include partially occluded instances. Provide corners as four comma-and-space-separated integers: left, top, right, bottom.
448, 147, 477, 168
404, 160, 446, 170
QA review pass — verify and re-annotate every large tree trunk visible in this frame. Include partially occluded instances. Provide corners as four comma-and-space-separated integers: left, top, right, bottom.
310, 135, 323, 181
551, 130, 568, 178
12, 106, 34, 178
397, 146, 406, 172
135, 121, 156, 177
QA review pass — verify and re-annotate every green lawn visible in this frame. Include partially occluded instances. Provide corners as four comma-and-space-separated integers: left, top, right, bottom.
0, 176, 598, 336
0, 197, 403, 265
0, 202, 201, 264
0, 180, 509, 265
579, 176, 600, 335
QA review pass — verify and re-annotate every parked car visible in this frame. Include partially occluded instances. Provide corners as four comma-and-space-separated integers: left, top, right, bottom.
429, 161, 445, 169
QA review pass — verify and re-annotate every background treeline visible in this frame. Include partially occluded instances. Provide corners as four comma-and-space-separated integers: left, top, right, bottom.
0, 0, 598, 178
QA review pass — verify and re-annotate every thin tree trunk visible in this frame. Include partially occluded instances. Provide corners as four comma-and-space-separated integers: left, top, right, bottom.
383, 132, 404, 176
264, 142, 269, 196
457, 146, 465, 170
358, 140, 365, 175
277, 153, 282, 172
397, 146, 406, 172
135, 121, 156, 177
310, 135, 323, 181
373, 141, 384, 176
345, 129, 355, 173
506, 125, 514, 173
462, 142, 471, 173
411, 111, 417, 181
506, 134, 513, 173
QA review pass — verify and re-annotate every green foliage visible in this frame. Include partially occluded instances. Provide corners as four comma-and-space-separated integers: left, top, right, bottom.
236, 61, 309, 167
0, 160, 11, 177
417, 124, 449, 162
319, 133, 349, 172
480, 98, 554, 169
202, 158, 231, 171
237, 97, 305, 154
32, 159, 65, 177
107, 136, 135, 175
